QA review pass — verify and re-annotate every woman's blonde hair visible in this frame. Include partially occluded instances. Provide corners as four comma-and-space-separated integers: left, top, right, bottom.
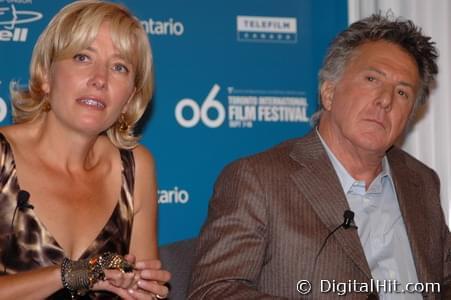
11, 0, 153, 149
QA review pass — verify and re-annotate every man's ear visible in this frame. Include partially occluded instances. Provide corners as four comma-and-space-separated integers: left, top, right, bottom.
320, 80, 335, 111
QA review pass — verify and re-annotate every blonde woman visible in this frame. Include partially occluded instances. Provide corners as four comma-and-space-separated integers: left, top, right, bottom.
0, 1, 169, 299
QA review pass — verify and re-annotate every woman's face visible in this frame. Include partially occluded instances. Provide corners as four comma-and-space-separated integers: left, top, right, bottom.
42, 22, 136, 136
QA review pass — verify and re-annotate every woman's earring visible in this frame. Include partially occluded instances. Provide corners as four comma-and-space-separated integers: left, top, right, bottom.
42, 94, 51, 112
117, 113, 129, 132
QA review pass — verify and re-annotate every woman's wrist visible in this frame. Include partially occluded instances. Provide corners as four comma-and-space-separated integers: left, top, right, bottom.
59, 252, 134, 296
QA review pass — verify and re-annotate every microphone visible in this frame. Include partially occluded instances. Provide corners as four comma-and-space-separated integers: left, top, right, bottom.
342, 210, 356, 229
313, 210, 357, 274
17, 190, 33, 211
3, 190, 33, 274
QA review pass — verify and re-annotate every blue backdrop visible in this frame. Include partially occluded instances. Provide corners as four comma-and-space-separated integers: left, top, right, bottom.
0, 0, 347, 245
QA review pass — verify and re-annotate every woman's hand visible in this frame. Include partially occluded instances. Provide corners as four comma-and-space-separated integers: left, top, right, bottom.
128, 258, 171, 299
91, 254, 140, 299
92, 270, 137, 300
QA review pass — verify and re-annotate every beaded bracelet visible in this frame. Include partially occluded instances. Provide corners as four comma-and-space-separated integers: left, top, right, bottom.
60, 252, 133, 297
61, 257, 91, 297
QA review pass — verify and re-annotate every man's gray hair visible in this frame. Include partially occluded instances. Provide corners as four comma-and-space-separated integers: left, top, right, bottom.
311, 13, 438, 125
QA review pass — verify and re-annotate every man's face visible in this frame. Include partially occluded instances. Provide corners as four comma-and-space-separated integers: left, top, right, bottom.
320, 40, 420, 155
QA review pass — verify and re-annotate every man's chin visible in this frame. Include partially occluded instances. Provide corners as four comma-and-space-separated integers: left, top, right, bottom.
353, 135, 391, 154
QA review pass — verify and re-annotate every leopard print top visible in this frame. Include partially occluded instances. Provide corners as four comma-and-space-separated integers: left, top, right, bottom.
0, 133, 135, 299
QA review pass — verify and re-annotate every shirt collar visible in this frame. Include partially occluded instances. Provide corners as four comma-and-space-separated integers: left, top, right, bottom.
316, 128, 392, 194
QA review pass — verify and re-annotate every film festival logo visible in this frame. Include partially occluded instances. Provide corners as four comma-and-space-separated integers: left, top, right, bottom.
0, 3, 42, 42
236, 15, 297, 43
175, 84, 309, 128
175, 84, 225, 128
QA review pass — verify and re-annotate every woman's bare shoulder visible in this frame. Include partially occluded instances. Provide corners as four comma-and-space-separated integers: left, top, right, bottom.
0, 124, 29, 145
132, 145, 156, 187
132, 144, 154, 164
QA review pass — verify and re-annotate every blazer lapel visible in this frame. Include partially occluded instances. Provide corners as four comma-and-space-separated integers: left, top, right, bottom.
388, 149, 431, 284
289, 131, 372, 279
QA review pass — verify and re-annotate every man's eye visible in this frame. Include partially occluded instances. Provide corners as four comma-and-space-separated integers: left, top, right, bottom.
398, 90, 408, 98
366, 76, 376, 82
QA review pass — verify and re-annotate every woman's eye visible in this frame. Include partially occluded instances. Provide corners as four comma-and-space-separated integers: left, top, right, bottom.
73, 54, 89, 62
366, 76, 376, 82
113, 64, 129, 73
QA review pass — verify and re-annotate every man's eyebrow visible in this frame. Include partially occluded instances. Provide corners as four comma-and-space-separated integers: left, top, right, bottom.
367, 67, 415, 89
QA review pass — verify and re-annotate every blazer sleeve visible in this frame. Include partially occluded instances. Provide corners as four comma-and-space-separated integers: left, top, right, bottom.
443, 228, 451, 297
440, 167, 451, 297
187, 159, 286, 299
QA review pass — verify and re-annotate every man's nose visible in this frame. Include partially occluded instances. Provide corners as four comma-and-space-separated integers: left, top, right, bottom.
375, 86, 393, 111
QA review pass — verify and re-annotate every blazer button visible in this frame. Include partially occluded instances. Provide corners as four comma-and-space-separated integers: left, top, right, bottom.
367, 293, 378, 300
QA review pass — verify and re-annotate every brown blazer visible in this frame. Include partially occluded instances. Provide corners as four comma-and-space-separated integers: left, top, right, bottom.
188, 131, 451, 299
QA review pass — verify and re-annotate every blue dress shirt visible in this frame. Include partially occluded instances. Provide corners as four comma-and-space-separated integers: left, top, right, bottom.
318, 131, 421, 299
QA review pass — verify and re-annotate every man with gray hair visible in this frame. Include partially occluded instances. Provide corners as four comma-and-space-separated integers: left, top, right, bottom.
188, 14, 451, 299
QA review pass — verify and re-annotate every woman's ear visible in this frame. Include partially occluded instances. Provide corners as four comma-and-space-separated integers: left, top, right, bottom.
122, 87, 137, 113
320, 80, 335, 111
41, 71, 51, 94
